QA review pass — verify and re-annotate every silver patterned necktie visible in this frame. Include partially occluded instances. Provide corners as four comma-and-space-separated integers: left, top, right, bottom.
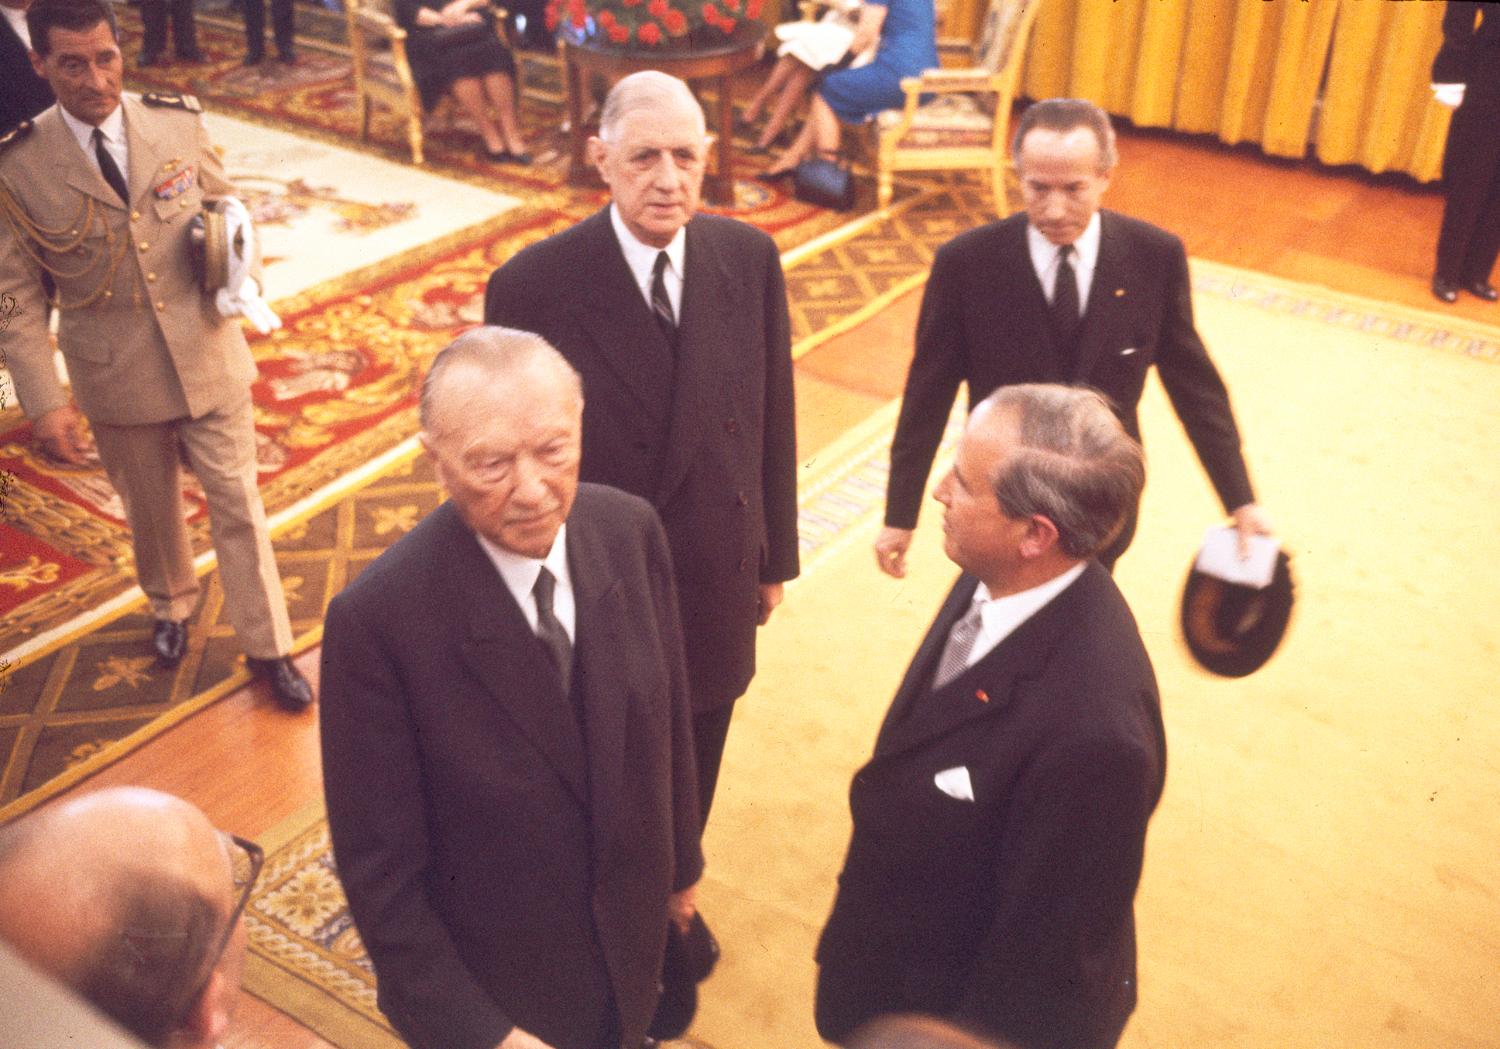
932, 599, 984, 689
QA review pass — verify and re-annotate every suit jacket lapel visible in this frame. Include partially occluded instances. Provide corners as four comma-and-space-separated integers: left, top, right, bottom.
446, 507, 589, 807
876, 575, 977, 746
655, 218, 743, 506
998, 218, 1068, 381
48, 106, 122, 212
122, 95, 166, 211
873, 568, 1084, 760
576, 209, 677, 420
1073, 211, 1130, 380
567, 511, 629, 847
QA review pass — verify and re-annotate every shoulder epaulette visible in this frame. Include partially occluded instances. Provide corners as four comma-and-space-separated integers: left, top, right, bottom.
141, 92, 202, 113
0, 120, 34, 152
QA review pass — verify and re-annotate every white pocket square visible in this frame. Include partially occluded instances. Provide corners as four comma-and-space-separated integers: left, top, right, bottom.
1119, 346, 1140, 356
933, 766, 975, 802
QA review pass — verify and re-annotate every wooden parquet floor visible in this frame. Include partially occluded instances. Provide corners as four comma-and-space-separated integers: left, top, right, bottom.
26, 116, 1485, 1049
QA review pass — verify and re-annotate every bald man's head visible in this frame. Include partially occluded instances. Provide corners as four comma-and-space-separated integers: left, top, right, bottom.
0, 788, 245, 1048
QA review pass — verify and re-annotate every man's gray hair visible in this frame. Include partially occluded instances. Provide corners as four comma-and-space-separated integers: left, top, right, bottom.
598, 70, 705, 142
1011, 97, 1118, 173
982, 384, 1144, 559
419, 326, 582, 439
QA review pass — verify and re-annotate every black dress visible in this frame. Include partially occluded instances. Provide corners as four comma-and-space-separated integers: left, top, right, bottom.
394, 0, 518, 111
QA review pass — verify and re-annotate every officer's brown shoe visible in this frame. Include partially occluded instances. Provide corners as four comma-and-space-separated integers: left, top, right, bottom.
152, 619, 188, 666
247, 656, 314, 712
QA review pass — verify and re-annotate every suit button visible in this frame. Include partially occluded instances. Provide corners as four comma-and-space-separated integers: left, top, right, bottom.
736, 491, 748, 507
130, 210, 141, 221
738, 557, 749, 571
155, 301, 165, 311
147, 272, 157, 282
724, 419, 739, 434
138, 241, 150, 252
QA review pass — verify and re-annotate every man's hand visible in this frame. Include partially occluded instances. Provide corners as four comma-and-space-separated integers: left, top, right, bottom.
874, 526, 914, 578
1229, 503, 1273, 558
757, 582, 784, 625
497, 1027, 557, 1049
33, 405, 88, 465
667, 883, 698, 935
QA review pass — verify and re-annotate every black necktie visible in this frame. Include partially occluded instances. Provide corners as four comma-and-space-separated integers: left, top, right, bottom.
1051, 244, 1080, 349
92, 128, 129, 205
651, 251, 678, 349
533, 567, 573, 695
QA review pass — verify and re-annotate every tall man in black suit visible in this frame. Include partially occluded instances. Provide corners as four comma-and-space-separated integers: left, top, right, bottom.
485, 71, 799, 825
876, 98, 1270, 578
1430, 0, 1500, 304
320, 328, 704, 1049
0, 0, 53, 133
817, 384, 1166, 1049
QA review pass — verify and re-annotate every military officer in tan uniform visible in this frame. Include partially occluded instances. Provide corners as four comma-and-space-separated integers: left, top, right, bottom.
0, 0, 311, 709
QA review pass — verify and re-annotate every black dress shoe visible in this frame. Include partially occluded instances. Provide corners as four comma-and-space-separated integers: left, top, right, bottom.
1432, 277, 1459, 304
1464, 280, 1499, 301
137, 51, 166, 68
243, 49, 265, 65
276, 50, 297, 65
247, 656, 315, 712
177, 48, 205, 62
152, 619, 188, 666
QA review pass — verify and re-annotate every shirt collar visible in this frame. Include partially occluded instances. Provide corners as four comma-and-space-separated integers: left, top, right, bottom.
59, 98, 125, 153
610, 203, 686, 286
475, 523, 571, 611
972, 560, 1086, 637
1026, 211, 1102, 274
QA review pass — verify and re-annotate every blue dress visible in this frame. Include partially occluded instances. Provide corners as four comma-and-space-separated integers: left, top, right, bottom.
818, 0, 939, 123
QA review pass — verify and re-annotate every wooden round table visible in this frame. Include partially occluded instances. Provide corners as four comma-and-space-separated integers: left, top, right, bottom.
560, 25, 768, 206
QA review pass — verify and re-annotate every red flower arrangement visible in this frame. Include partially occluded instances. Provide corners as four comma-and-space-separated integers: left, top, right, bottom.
546, 0, 762, 46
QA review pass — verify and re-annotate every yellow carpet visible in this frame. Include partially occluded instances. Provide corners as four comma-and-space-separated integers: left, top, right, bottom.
241, 260, 1500, 1048
696, 260, 1500, 1049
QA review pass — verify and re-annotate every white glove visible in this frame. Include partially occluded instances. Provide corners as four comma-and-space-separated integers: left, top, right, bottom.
1432, 82, 1466, 108
217, 276, 282, 334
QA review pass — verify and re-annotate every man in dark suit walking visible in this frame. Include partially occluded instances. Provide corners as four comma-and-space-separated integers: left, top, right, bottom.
817, 384, 1166, 1049
876, 97, 1270, 577
320, 328, 704, 1049
484, 71, 799, 826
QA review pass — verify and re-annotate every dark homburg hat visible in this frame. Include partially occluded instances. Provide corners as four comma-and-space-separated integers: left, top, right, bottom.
1180, 549, 1295, 678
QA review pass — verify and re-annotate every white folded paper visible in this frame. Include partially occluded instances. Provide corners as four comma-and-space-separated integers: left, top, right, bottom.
1194, 525, 1280, 589
933, 766, 975, 803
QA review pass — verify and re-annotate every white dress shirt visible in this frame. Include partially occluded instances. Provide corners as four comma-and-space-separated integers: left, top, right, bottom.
1027, 213, 1101, 313
959, 562, 1086, 671
610, 203, 685, 323
59, 101, 128, 196
476, 524, 576, 643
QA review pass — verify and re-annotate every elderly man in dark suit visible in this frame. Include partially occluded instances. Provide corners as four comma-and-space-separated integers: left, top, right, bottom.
320, 328, 703, 1049
484, 71, 799, 826
876, 97, 1270, 578
817, 384, 1166, 1049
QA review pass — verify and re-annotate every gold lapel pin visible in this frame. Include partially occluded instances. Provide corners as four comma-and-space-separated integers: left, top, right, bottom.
975, 689, 990, 704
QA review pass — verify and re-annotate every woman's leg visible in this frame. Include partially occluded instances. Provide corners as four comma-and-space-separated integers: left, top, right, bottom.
480, 71, 527, 153
744, 55, 798, 124
757, 62, 818, 149
451, 76, 506, 153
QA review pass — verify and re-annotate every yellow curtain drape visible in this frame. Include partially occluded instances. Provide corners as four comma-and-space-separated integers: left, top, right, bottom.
980, 0, 1451, 183
1316, 0, 1449, 180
